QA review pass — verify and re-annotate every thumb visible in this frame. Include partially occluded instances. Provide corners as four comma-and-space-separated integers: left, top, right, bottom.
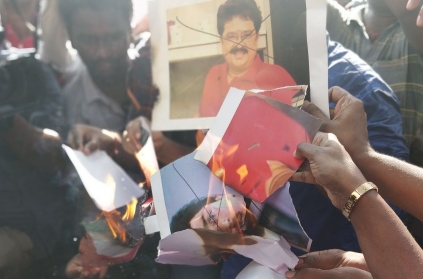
296, 250, 344, 270
83, 140, 98, 155
406, 0, 420, 10
290, 171, 316, 184
286, 267, 372, 279
295, 142, 317, 161
301, 100, 329, 121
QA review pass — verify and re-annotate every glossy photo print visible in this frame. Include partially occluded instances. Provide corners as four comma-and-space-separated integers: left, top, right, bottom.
150, 152, 311, 272
150, 0, 328, 130
195, 88, 322, 203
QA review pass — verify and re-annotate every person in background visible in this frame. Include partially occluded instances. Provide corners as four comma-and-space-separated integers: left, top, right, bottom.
39, 0, 196, 277
0, 0, 39, 48
0, 50, 68, 278
326, 0, 423, 150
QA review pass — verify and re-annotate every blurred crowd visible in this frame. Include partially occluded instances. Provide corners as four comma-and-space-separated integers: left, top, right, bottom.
0, 0, 423, 278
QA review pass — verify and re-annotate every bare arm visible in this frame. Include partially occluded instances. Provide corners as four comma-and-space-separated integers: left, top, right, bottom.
39, 0, 73, 71
353, 148, 423, 222
291, 132, 423, 278
154, 135, 195, 165
300, 86, 423, 222
351, 190, 423, 278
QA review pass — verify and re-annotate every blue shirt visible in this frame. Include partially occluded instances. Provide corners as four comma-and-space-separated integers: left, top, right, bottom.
221, 38, 409, 279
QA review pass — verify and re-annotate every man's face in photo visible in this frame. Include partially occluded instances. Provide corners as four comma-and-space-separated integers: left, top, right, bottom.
220, 16, 259, 74
69, 9, 131, 85
189, 194, 246, 234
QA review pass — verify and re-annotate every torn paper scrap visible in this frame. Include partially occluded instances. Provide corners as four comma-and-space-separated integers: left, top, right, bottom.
63, 145, 145, 211
157, 229, 298, 274
134, 117, 160, 187
79, 219, 141, 268
195, 89, 322, 202
151, 152, 311, 251
236, 261, 286, 279
251, 185, 312, 252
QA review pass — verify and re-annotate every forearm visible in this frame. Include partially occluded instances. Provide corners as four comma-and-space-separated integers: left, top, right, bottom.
354, 149, 423, 221
350, 190, 423, 278
0, 115, 64, 172
39, 0, 72, 71
111, 143, 142, 171
156, 137, 195, 165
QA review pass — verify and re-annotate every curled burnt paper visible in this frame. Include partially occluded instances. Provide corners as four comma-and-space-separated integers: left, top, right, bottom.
195, 88, 322, 202
151, 152, 310, 273
79, 200, 152, 268
157, 229, 298, 274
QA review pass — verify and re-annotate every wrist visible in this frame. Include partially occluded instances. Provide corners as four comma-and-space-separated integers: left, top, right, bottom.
350, 145, 375, 169
349, 189, 379, 222
342, 182, 378, 220
335, 177, 367, 210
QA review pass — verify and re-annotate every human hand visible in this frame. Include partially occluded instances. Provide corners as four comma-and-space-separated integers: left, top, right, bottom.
285, 266, 372, 278
122, 116, 165, 155
407, 0, 423, 26
286, 250, 370, 278
122, 116, 149, 154
296, 250, 368, 271
292, 132, 367, 209
301, 87, 372, 163
67, 124, 121, 155
65, 254, 108, 279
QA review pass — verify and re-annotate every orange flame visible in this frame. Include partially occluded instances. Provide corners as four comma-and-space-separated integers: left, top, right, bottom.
236, 165, 248, 183
122, 198, 138, 222
204, 142, 249, 236
102, 177, 138, 244
210, 143, 239, 180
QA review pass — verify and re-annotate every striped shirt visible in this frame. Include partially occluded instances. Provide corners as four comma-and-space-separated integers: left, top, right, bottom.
327, 0, 423, 147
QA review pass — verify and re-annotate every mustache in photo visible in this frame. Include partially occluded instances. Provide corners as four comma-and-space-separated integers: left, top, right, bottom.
230, 46, 249, 55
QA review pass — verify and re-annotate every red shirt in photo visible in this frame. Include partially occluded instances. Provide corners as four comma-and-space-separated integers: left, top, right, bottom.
199, 55, 296, 117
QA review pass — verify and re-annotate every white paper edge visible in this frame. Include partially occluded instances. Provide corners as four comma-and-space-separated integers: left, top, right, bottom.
306, 0, 329, 117
194, 87, 245, 163
63, 144, 144, 211
150, 172, 172, 238
144, 215, 160, 235
236, 261, 285, 279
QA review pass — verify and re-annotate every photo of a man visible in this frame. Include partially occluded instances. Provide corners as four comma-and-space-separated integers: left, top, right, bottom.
150, 152, 310, 266
199, 0, 297, 117
170, 194, 265, 237
150, 0, 321, 130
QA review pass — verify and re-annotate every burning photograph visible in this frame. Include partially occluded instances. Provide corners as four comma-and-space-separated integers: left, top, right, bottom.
195, 89, 322, 203
150, 0, 325, 130
63, 140, 157, 268
150, 151, 311, 268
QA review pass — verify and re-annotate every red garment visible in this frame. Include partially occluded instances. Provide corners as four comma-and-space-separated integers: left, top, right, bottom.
207, 95, 310, 202
5, 24, 34, 49
199, 55, 296, 117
